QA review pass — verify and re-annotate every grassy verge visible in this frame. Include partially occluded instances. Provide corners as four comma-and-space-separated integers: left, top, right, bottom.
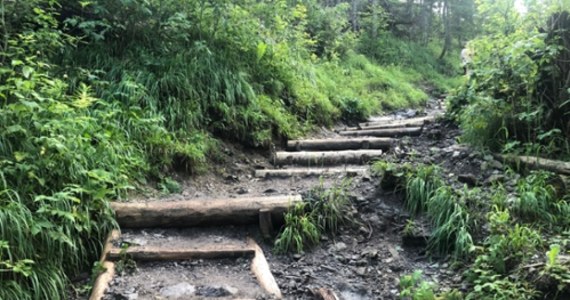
373, 161, 570, 299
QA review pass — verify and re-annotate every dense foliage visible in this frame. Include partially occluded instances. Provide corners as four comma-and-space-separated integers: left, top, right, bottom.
449, 1, 570, 158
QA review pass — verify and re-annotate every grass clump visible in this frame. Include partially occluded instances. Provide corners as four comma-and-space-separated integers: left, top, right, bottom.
405, 165, 444, 216
274, 179, 353, 254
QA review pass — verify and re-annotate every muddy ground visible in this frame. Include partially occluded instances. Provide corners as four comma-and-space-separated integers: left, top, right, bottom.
91, 98, 519, 300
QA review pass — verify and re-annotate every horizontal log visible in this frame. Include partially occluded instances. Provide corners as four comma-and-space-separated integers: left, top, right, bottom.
358, 116, 436, 128
502, 155, 570, 175
366, 116, 395, 123
111, 195, 302, 228
108, 244, 255, 261
272, 150, 383, 166
338, 127, 422, 137
255, 167, 368, 178
286, 137, 393, 151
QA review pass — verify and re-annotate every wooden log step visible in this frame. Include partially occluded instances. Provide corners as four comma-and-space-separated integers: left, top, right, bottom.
366, 116, 395, 123
358, 115, 436, 128
248, 238, 283, 299
254, 167, 368, 178
338, 127, 422, 137
111, 195, 302, 228
89, 230, 120, 300
286, 137, 393, 151
107, 243, 255, 261
501, 155, 570, 175
272, 150, 383, 166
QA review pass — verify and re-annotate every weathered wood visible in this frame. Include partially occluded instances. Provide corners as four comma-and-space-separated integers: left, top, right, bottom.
286, 137, 393, 151
273, 150, 383, 166
313, 288, 340, 300
502, 155, 570, 175
111, 195, 302, 228
248, 238, 283, 299
89, 261, 115, 300
89, 230, 120, 300
359, 116, 436, 128
254, 167, 368, 178
259, 209, 274, 239
338, 127, 422, 137
107, 244, 255, 261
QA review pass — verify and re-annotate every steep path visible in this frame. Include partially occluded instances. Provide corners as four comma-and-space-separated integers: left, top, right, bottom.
89, 100, 452, 300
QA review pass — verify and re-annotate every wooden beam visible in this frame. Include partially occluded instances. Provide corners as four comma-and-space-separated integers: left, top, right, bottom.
254, 167, 368, 178
338, 127, 422, 137
107, 244, 255, 261
89, 230, 120, 300
248, 238, 283, 299
501, 155, 570, 175
111, 195, 302, 228
273, 150, 383, 166
286, 137, 393, 151
358, 116, 436, 128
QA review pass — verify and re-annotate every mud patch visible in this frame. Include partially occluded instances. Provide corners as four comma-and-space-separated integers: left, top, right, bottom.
104, 259, 269, 299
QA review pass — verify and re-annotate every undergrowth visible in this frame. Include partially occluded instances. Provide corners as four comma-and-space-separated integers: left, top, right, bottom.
377, 158, 570, 299
274, 179, 353, 254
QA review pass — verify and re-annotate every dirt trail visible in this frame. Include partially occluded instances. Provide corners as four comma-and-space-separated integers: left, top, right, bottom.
89, 97, 476, 300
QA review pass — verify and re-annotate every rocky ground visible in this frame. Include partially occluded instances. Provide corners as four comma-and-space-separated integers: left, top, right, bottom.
84, 97, 523, 300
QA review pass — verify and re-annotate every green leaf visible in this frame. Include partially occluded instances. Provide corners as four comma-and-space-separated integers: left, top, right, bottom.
13, 152, 28, 162
256, 42, 268, 62
22, 66, 33, 79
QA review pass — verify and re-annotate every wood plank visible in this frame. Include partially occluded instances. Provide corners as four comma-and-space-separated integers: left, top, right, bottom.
111, 195, 302, 228
107, 244, 255, 261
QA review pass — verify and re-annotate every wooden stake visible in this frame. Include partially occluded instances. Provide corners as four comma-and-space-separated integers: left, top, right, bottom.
247, 238, 283, 299
259, 209, 274, 239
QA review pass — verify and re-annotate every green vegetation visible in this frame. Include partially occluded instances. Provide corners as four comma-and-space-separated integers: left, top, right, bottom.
377, 158, 570, 299
274, 179, 353, 253
448, 1, 570, 159
399, 270, 463, 300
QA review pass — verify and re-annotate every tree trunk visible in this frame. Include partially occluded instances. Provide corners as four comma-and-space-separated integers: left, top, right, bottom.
439, 0, 451, 59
